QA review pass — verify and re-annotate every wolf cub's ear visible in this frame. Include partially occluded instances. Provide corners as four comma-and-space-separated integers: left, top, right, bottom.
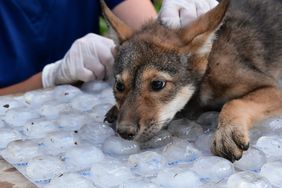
100, 0, 134, 45
178, 0, 230, 56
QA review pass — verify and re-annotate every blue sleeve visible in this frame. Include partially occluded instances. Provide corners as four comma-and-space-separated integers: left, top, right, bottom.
0, 0, 126, 87
0, 0, 101, 87
105, 0, 125, 9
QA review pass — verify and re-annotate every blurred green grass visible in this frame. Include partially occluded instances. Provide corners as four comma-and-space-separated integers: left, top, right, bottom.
99, 17, 108, 35
154, 0, 163, 11
99, 0, 163, 35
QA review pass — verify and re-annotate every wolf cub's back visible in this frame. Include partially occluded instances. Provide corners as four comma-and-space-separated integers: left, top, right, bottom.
212, 0, 282, 78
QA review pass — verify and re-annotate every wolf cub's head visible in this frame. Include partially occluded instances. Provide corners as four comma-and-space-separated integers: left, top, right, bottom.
102, 0, 229, 142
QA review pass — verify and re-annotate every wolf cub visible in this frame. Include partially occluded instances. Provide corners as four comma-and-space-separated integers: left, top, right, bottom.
102, 0, 282, 161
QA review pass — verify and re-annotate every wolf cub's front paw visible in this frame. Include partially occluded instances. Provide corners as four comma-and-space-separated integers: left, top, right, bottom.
104, 105, 119, 123
211, 124, 250, 162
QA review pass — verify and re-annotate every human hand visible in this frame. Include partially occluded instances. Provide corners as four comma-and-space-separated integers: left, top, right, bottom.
42, 33, 115, 88
159, 0, 218, 28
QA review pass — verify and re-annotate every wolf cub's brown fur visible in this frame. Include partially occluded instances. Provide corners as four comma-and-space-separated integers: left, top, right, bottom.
102, 0, 282, 161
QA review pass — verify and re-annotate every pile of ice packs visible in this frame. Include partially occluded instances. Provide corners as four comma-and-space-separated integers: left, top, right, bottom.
0, 81, 281, 188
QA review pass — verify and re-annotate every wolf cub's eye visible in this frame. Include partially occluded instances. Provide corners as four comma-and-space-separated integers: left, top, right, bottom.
151, 80, 166, 91
115, 81, 125, 92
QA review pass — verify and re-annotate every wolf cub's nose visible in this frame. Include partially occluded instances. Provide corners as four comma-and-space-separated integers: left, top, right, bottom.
117, 122, 138, 140
118, 131, 136, 140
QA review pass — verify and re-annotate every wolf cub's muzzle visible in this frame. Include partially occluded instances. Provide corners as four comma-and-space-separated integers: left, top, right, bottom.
116, 121, 139, 140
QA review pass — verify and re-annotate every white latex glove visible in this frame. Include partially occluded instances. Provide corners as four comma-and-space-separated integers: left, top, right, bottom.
159, 0, 218, 28
42, 33, 115, 88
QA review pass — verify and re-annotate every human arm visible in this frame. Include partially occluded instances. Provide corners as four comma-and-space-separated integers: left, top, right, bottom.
0, 73, 42, 96
0, 33, 114, 96
113, 0, 157, 29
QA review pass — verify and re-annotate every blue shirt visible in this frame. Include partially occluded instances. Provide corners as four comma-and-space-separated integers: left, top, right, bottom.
0, 0, 123, 88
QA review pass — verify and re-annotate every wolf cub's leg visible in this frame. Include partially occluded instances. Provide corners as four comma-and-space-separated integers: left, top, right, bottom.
212, 86, 282, 162
104, 105, 119, 123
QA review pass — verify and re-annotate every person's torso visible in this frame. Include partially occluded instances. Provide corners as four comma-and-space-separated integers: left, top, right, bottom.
0, 0, 120, 88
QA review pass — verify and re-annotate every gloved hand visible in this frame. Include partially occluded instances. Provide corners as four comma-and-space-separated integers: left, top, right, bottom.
42, 33, 115, 88
159, 0, 218, 28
